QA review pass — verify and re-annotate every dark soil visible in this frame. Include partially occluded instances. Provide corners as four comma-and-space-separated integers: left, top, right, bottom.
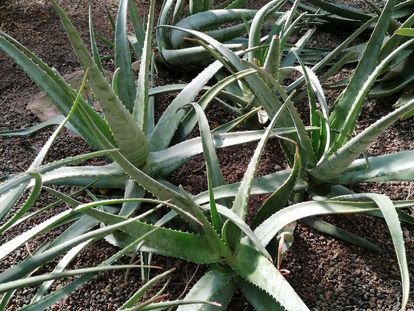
1, 1, 414, 311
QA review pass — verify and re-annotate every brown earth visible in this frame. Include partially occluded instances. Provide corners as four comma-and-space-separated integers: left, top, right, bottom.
1, 1, 414, 310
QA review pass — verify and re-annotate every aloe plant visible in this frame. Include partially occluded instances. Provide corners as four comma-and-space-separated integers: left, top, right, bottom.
156, 0, 334, 68
159, 0, 414, 118
156, 0, 414, 309
1, 0, 414, 310
156, 0, 387, 138
300, 0, 414, 110
0, 0, 312, 309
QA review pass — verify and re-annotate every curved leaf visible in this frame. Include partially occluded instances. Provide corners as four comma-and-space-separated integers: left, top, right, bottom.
150, 60, 224, 151
177, 268, 236, 311
231, 98, 290, 220
337, 150, 414, 183
86, 208, 224, 263
336, 194, 409, 309
194, 170, 306, 205
248, 0, 285, 63
18, 230, 159, 311
312, 96, 414, 180
251, 145, 300, 229
120, 268, 176, 309
228, 243, 309, 310
329, 0, 396, 149
52, 0, 150, 167
0, 265, 150, 294
0, 32, 113, 150
174, 68, 257, 142
170, 9, 256, 49
134, 0, 155, 131
115, 0, 136, 110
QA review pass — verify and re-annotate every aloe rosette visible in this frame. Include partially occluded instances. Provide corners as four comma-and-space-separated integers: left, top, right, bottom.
1, 0, 414, 310
0, 0, 310, 309
155, 0, 414, 309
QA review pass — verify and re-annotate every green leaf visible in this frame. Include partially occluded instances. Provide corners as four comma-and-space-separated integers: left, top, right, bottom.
0, 76, 87, 223
156, 0, 174, 55
38, 162, 125, 189
286, 17, 377, 92
162, 26, 288, 120
339, 194, 409, 309
195, 170, 305, 204
282, 27, 314, 69
192, 103, 226, 229
0, 212, 148, 283
66, 112, 227, 251
52, 0, 150, 167
89, 6, 103, 73
105, 151, 228, 252
395, 27, 414, 36
279, 1, 305, 54
160, 43, 243, 67
222, 97, 291, 250
169, 9, 256, 49
207, 172, 222, 233
370, 54, 414, 98
124, 299, 221, 311
0, 149, 118, 198
0, 31, 113, 151
148, 83, 249, 112
238, 279, 284, 311
251, 145, 300, 228
31, 226, 95, 302
253, 198, 413, 248
339, 150, 414, 183
120, 268, 176, 309
176, 268, 236, 311
231, 98, 290, 220
236, 60, 297, 163
120, 181, 146, 217
85, 208, 225, 263
147, 129, 286, 176
292, 54, 330, 162
286, 100, 317, 167
0, 264, 151, 293
0, 173, 42, 234
0, 116, 70, 137
248, 0, 285, 63
115, 0, 136, 110
128, 0, 145, 59
228, 243, 309, 310
19, 230, 159, 311
380, 13, 414, 59
174, 68, 257, 143
133, 0, 155, 132
212, 107, 261, 134
189, 0, 204, 14
311, 96, 414, 181
150, 60, 223, 151
264, 35, 281, 79
0, 209, 76, 262
329, 0, 396, 149
0, 198, 131, 264
221, 0, 247, 8
306, 0, 373, 22
302, 217, 382, 252
200, 203, 269, 260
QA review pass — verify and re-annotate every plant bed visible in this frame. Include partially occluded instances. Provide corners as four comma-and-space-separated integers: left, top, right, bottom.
1, 0, 414, 310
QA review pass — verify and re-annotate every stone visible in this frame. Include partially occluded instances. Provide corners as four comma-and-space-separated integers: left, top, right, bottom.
27, 69, 110, 121
27, 70, 85, 121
